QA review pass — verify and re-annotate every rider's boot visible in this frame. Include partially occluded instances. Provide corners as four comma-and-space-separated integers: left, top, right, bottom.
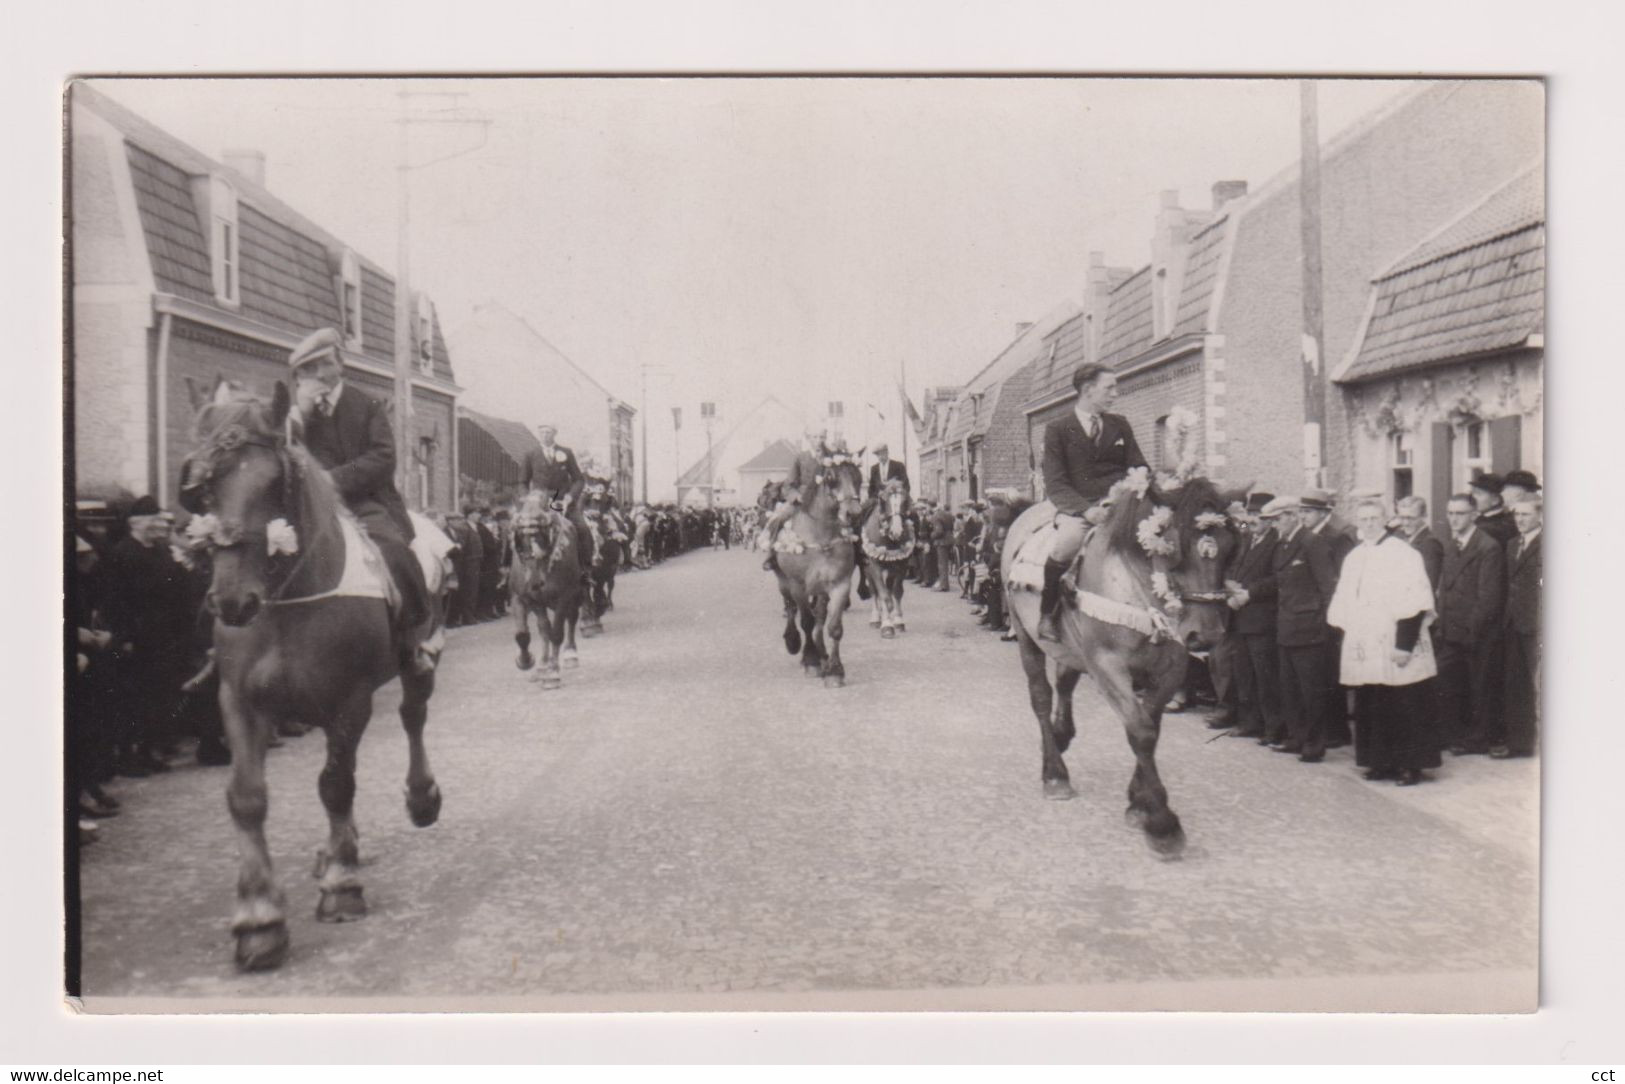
1036, 557, 1069, 643
379, 539, 435, 674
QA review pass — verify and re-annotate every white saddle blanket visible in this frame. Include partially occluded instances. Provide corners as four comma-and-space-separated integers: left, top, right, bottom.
1006, 523, 1058, 591
329, 510, 454, 604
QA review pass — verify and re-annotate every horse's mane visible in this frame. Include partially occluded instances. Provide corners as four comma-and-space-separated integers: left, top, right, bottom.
1103, 473, 1226, 564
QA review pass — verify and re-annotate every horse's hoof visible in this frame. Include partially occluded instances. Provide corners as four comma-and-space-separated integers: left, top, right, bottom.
895, 623, 905, 633
516, 654, 534, 671
880, 626, 895, 639
541, 675, 562, 690
784, 632, 802, 655
316, 884, 368, 923
1146, 828, 1187, 860
869, 618, 881, 628
1042, 779, 1076, 801
234, 921, 290, 972
823, 674, 845, 689
406, 781, 442, 828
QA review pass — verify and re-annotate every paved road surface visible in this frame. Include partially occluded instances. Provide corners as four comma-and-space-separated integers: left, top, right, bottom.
78, 547, 1537, 1010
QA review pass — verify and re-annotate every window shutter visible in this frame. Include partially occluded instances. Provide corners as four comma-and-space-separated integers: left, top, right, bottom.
1429, 423, 1453, 536
1488, 415, 1522, 474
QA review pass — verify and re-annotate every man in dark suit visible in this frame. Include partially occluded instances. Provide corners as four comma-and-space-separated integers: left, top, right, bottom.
866, 442, 910, 501
522, 423, 593, 579
1397, 495, 1445, 591
474, 508, 502, 617
450, 510, 482, 626
291, 328, 431, 671
1300, 489, 1356, 748
1436, 492, 1508, 755
1222, 493, 1282, 742
1036, 363, 1149, 641
1267, 495, 1338, 762
761, 431, 828, 571
1500, 496, 1542, 758
1470, 473, 1518, 546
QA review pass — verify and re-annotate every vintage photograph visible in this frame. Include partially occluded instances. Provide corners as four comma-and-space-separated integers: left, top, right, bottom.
64, 75, 1543, 1012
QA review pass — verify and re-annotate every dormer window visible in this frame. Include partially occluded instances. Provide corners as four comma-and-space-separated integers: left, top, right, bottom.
340, 250, 363, 347
415, 294, 435, 374
209, 176, 240, 306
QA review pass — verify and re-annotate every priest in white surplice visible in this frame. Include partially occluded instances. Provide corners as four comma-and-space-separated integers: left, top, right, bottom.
1327, 497, 1444, 786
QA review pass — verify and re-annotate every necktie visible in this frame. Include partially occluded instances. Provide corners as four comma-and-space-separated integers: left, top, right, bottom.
318, 395, 332, 417
1084, 415, 1098, 439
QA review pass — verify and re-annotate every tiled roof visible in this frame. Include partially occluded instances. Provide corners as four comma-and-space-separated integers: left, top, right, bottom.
737, 438, 799, 473
675, 439, 728, 489
1172, 216, 1229, 337
937, 303, 1079, 446
1098, 266, 1154, 368
460, 408, 542, 466
1340, 167, 1544, 384
78, 84, 453, 379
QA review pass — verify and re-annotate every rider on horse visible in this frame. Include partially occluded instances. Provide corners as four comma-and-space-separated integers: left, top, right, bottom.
761, 428, 832, 573
521, 423, 595, 591
1036, 362, 1149, 643
289, 328, 434, 673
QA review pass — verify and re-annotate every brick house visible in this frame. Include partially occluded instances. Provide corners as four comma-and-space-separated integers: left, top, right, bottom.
1020, 80, 1543, 503
70, 84, 461, 514
913, 386, 963, 504
1333, 164, 1544, 530
922, 305, 1081, 506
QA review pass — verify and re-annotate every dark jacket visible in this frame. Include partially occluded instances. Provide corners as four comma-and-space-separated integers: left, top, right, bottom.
1406, 526, 1446, 593
1504, 531, 1542, 635
781, 450, 824, 504
1437, 527, 1506, 645
1041, 410, 1147, 517
1226, 528, 1279, 635
102, 537, 190, 651
301, 383, 414, 541
867, 458, 911, 500
522, 444, 585, 506
1476, 506, 1518, 547
1271, 525, 1337, 648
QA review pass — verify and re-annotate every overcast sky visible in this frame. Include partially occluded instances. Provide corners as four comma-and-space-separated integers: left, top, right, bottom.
94, 76, 1419, 491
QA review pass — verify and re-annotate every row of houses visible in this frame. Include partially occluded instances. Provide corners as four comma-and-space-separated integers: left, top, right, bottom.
70, 84, 637, 521
915, 80, 1544, 534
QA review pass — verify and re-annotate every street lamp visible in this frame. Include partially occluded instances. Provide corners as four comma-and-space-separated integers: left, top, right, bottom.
700, 401, 717, 508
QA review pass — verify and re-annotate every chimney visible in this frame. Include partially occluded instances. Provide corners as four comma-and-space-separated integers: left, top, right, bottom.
1211, 179, 1248, 210
222, 149, 266, 188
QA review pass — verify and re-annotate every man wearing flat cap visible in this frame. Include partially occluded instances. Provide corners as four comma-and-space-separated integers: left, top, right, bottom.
1267, 495, 1338, 761
1036, 362, 1148, 641
289, 327, 432, 670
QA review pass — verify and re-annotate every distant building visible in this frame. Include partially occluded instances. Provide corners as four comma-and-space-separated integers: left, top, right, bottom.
448, 300, 635, 505
735, 439, 800, 500
70, 84, 461, 512
1334, 165, 1544, 528
913, 386, 963, 504
673, 396, 805, 506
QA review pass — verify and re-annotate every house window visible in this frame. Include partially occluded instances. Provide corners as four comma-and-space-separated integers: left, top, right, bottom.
827, 401, 843, 419
209, 176, 240, 305
1390, 430, 1414, 501
415, 294, 434, 374
339, 250, 362, 347
1455, 421, 1491, 490
417, 437, 435, 507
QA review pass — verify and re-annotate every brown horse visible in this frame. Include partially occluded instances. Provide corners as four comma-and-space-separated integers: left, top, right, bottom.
861, 480, 914, 638
772, 451, 865, 687
509, 491, 585, 689
1001, 469, 1243, 857
179, 379, 443, 971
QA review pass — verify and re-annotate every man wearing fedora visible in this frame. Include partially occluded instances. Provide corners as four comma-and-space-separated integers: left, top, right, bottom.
1298, 488, 1356, 749
522, 423, 595, 584
1222, 492, 1283, 742
1036, 363, 1148, 642
289, 327, 433, 672
1470, 472, 1518, 547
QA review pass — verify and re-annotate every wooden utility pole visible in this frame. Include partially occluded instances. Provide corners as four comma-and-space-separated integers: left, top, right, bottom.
1298, 79, 1328, 490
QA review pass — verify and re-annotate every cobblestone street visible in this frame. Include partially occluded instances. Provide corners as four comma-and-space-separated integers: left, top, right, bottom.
78, 548, 1537, 1010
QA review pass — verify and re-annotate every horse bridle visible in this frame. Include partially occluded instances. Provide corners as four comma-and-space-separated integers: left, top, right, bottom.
180, 410, 309, 602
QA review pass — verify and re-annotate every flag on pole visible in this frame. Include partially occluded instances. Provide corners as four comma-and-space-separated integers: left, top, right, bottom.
898, 382, 923, 432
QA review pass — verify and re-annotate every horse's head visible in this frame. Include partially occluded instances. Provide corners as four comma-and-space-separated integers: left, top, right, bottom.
179, 377, 298, 626
813, 448, 865, 526
880, 479, 910, 539
512, 491, 566, 569
1153, 477, 1248, 651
